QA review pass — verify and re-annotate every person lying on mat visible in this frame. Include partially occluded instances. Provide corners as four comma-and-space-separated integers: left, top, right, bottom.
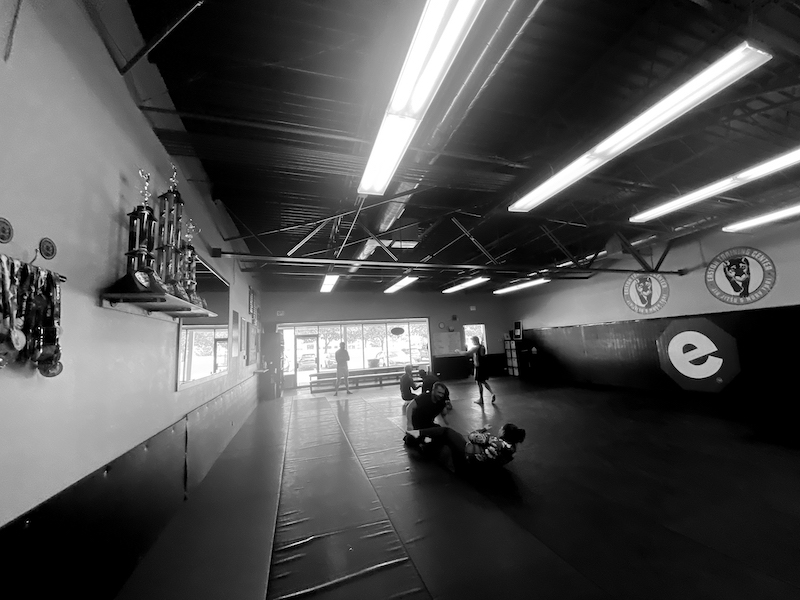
406, 423, 526, 471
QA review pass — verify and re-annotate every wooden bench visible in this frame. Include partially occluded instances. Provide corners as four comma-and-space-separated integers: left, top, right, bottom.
309, 365, 425, 392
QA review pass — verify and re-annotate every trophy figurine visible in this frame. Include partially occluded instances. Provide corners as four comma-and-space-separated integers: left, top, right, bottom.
180, 219, 205, 307
155, 164, 189, 300
106, 170, 166, 294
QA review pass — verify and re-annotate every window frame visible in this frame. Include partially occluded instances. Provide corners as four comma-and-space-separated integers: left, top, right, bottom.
177, 324, 230, 389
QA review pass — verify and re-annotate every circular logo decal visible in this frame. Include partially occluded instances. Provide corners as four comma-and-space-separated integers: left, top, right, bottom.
38, 237, 57, 260
0, 217, 13, 244
622, 273, 669, 314
705, 247, 775, 305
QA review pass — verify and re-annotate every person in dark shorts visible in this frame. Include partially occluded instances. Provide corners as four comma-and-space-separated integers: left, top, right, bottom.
464, 336, 496, 405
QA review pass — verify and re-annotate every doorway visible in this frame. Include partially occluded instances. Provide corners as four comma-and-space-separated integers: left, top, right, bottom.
295, 335, 319, 388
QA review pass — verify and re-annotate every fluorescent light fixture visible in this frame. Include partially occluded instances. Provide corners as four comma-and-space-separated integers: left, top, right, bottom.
631, 236, 656, 246
384, 276, 419, 293
494, 278, 550, 295
723, 202, 800, 232
382, 239, 419, 249
630, 144, 800, 223
555, 260, 574, 268
442, 276, 490, 293
358, 0, 486, 196
358, 115, 419, 196
320, 274, 339, 293
508, 41, 771, 213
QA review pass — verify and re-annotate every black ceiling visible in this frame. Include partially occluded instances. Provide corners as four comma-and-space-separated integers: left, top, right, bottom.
126, 0, 800, 293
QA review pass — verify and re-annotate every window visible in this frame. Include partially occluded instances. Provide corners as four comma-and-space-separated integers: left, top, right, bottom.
463, 324, 487, 351
277, 318, 430, 387
179, 326, 229, 383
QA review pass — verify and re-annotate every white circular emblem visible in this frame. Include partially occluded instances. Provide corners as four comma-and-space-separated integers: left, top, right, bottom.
622, 273, 669, 314
705, 247, 776, 305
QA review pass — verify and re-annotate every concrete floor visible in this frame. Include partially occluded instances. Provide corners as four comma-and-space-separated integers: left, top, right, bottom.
264, 378, 800, 599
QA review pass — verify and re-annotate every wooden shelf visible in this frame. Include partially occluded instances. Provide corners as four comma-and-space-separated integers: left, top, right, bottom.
101, 292, 217, 319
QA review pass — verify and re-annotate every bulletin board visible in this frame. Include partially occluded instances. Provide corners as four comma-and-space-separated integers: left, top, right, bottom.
432, 331, 462, 356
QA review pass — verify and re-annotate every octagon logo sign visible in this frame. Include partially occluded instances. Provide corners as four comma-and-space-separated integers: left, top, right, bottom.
705, 247, 776, 305
656, 318, 739, 392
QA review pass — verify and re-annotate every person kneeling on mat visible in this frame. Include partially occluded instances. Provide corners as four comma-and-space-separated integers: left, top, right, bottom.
400, 364, 420, 406
403, 382, 450, 451
406, 423, 526, 473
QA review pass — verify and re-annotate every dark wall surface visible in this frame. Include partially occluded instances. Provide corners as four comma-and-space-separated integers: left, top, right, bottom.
0, 377, 258, 600
524, 305, 798, 439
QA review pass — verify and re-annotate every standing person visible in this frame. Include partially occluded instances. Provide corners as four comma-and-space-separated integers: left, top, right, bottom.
333, 342, 352, 396
400, 364, 420, 405
464, 336, 496, 405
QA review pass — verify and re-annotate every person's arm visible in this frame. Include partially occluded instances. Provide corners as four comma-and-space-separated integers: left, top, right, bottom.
467, 428, 491, 444
406, 401, 417, 430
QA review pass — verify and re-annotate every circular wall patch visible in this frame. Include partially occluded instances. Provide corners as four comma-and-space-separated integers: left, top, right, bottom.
39, 237, 57, 260
705, 247, 776, 305
0, 218, 13, 243
622, 272, 670, 314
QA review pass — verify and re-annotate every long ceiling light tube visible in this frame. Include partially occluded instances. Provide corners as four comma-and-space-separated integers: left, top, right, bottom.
722, 201, 800, 232
358, 0, 486, 196
442, 276, 490, 293
320, 274, 339, 293
630, 144, 800, 223
384, 276, 419, 293
508, 41, 771, 213
493, 278, 550, 295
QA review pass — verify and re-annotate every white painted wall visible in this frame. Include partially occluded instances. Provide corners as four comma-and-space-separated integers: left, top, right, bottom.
507, 221, 800, 329
0, 1, 257, 526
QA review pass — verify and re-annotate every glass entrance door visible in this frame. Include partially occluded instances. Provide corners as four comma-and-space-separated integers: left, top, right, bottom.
295, 335, 319, 388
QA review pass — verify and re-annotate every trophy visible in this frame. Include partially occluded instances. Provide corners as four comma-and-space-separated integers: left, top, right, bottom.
180, 219, 206, 307
106, 170, 166, 294
155, 164, 188, 300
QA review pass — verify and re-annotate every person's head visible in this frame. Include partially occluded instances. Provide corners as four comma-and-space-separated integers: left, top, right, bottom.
418, 368, 427, 377
339, 342, 346, 349
471, 336, 480, 346
404, 364, 413, 375
431, 382, 448, 402
499, 423, 526, 445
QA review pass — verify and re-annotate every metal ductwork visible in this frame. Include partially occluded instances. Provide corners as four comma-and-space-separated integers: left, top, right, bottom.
350, 0, 546, 266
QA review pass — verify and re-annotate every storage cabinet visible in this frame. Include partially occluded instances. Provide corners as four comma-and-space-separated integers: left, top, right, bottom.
504, 339, 519, 377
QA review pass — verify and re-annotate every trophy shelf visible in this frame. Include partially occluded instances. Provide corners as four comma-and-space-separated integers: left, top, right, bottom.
101, 292, 217, 319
